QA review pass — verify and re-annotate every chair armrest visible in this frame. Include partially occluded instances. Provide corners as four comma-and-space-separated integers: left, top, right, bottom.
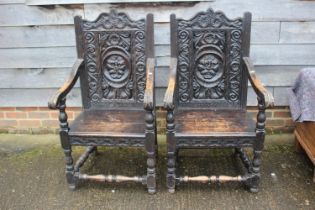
144, 58, 155, 110
48, 59, 84, 109
163, 57, 177, 110
243, 57, 274, 108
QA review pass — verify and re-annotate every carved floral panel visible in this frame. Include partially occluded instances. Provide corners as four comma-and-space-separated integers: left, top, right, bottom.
192, 30, 226, 99
99, 32, 133, 99
81, 10, 146, 105
177, 8, 243, 107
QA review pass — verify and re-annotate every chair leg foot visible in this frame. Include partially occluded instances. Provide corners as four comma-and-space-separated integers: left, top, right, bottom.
168, 188, 175, 193
146, 152, 156, 194
63, 148, 77, 190
148, 188, 156, 194
167, 152, 176, 193
68, 184, 76, 191
146, 179, 156, 194
244, 175, 260, 193
249, 187, 259, 193
246, 149, 262, 193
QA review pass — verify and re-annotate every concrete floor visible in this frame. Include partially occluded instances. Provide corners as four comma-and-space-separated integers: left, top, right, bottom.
0, 134, 314, 210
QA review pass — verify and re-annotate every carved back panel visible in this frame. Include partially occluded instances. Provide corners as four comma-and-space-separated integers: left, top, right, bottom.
75, 11, 152, 109
172, 9, 251, 110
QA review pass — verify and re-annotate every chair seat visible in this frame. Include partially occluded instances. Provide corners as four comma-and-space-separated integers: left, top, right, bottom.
175, 110, 256, 137
69, 109, 146, 138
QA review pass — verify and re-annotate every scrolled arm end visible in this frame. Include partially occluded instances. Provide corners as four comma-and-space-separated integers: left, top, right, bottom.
48, 59, 84, 110
163, 78, 176, 110
163, 89, 175, 110
263, 90, 275, 108
48, 92, 60, 110
144, 58, 155, 111
144, 89, 154, 110
243, 57, 274, 109
163, 58, 177, 110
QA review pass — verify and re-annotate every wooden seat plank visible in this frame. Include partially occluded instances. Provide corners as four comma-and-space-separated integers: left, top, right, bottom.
175, 110, 256, 137
69, 110, 146, 138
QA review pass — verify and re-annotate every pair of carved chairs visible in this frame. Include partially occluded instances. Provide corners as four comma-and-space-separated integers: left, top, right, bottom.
48, 8, 274, 194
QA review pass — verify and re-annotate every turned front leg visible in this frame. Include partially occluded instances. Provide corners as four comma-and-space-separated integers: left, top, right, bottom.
166, 109, 176, 193
248, 99, 266, 193
145, 110, 156, 194
58, 99, 76, 190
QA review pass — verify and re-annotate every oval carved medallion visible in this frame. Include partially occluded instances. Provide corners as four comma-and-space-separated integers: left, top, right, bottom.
103, 51, 131, 89
194, 46, 224, 89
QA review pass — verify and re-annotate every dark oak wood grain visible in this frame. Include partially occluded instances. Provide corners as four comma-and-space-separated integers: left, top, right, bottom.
69, 110, 146, 138
163, 57, 177, 110
175, 110, 256, 137
164, 8, 274, 193
144, 58, 155, 111
48, 11, 157, 194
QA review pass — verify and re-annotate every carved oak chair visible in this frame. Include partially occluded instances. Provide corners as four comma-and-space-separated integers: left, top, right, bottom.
164, 9, 274, 193
48, 11, 157, 194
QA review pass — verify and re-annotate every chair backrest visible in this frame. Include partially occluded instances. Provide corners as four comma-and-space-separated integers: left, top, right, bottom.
75, 10, 154, 109
171, 8, 252, 110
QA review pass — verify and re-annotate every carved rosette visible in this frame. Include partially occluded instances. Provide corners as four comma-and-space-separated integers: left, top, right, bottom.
101, 51, 133, 99
192, 31, 226, 99
99, 32, 133, 99
177, 8, 243, 105
82, 10, 146, 103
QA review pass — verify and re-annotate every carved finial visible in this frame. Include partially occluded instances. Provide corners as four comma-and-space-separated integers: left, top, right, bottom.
206, 8, 215, 15
110, 9, 117, 17
82, 10, 145, 30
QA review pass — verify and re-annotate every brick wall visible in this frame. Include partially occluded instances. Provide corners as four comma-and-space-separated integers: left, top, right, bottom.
0, 107, 81, 134
249, 107, 294, 133
0, 106, 294, 134
156, 107, 294, 134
